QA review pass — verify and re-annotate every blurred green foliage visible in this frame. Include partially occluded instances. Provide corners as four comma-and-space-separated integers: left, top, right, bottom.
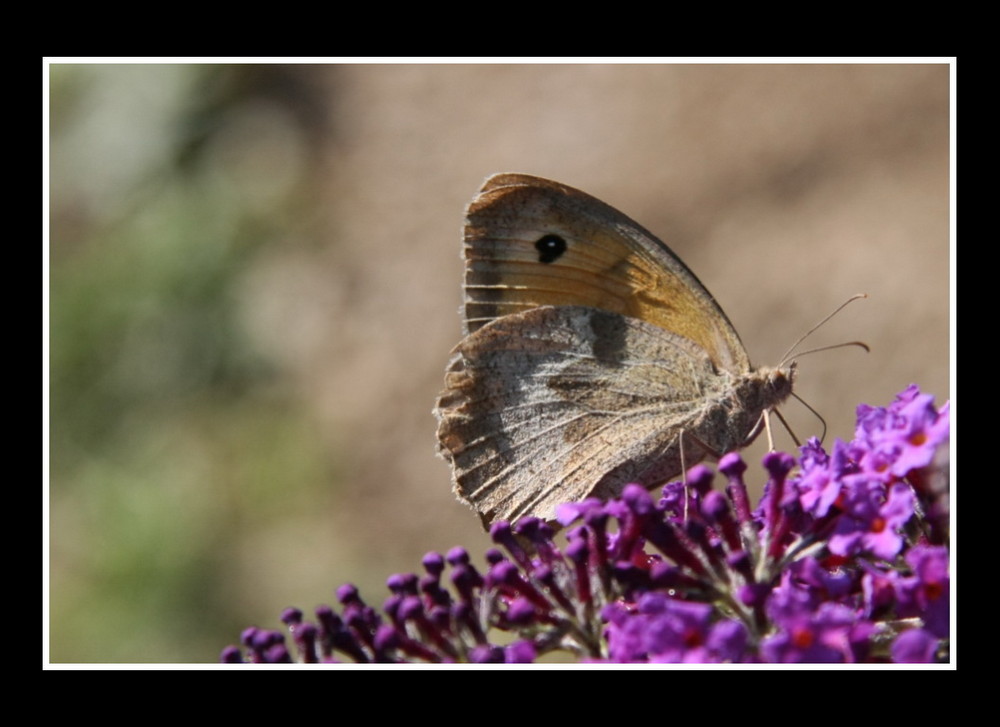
48, 64, 335, 661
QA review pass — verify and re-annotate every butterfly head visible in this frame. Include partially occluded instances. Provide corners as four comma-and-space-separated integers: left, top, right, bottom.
764, 361, 796, 402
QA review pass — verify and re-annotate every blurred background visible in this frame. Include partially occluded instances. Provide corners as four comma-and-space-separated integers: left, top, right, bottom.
47, 62, 951, 663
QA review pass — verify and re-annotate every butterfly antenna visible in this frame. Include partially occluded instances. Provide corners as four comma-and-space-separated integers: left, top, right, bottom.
778, 293, 869, 367
785, 340, 871, 363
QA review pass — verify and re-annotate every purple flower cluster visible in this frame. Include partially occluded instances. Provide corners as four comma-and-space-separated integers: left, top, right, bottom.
222, 551, 542, 664
223, 386, 950, 664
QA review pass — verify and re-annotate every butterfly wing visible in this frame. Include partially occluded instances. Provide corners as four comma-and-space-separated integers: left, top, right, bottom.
462, 173, 751, 376
436, 305, 748, 525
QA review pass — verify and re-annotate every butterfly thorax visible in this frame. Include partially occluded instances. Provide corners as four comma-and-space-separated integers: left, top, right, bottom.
690, 362, 797, 454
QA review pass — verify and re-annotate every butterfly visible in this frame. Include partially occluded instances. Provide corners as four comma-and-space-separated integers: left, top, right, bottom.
434, 173, 795, 527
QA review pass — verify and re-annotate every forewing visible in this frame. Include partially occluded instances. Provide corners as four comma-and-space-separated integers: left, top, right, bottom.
462, 173, 751, 375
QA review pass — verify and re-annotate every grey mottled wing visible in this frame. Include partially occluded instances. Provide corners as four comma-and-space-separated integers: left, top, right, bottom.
435, 305, 734, 524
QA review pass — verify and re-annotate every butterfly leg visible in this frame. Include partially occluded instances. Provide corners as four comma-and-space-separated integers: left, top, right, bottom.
679, 429, 690, 521
678, 430, 724, 522
744, 408, 800, 452
764, 411, 776, 451
770, 408, 802, 448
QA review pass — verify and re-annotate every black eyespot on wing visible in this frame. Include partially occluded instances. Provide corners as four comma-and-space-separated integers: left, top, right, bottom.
535, 234, 567, 264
